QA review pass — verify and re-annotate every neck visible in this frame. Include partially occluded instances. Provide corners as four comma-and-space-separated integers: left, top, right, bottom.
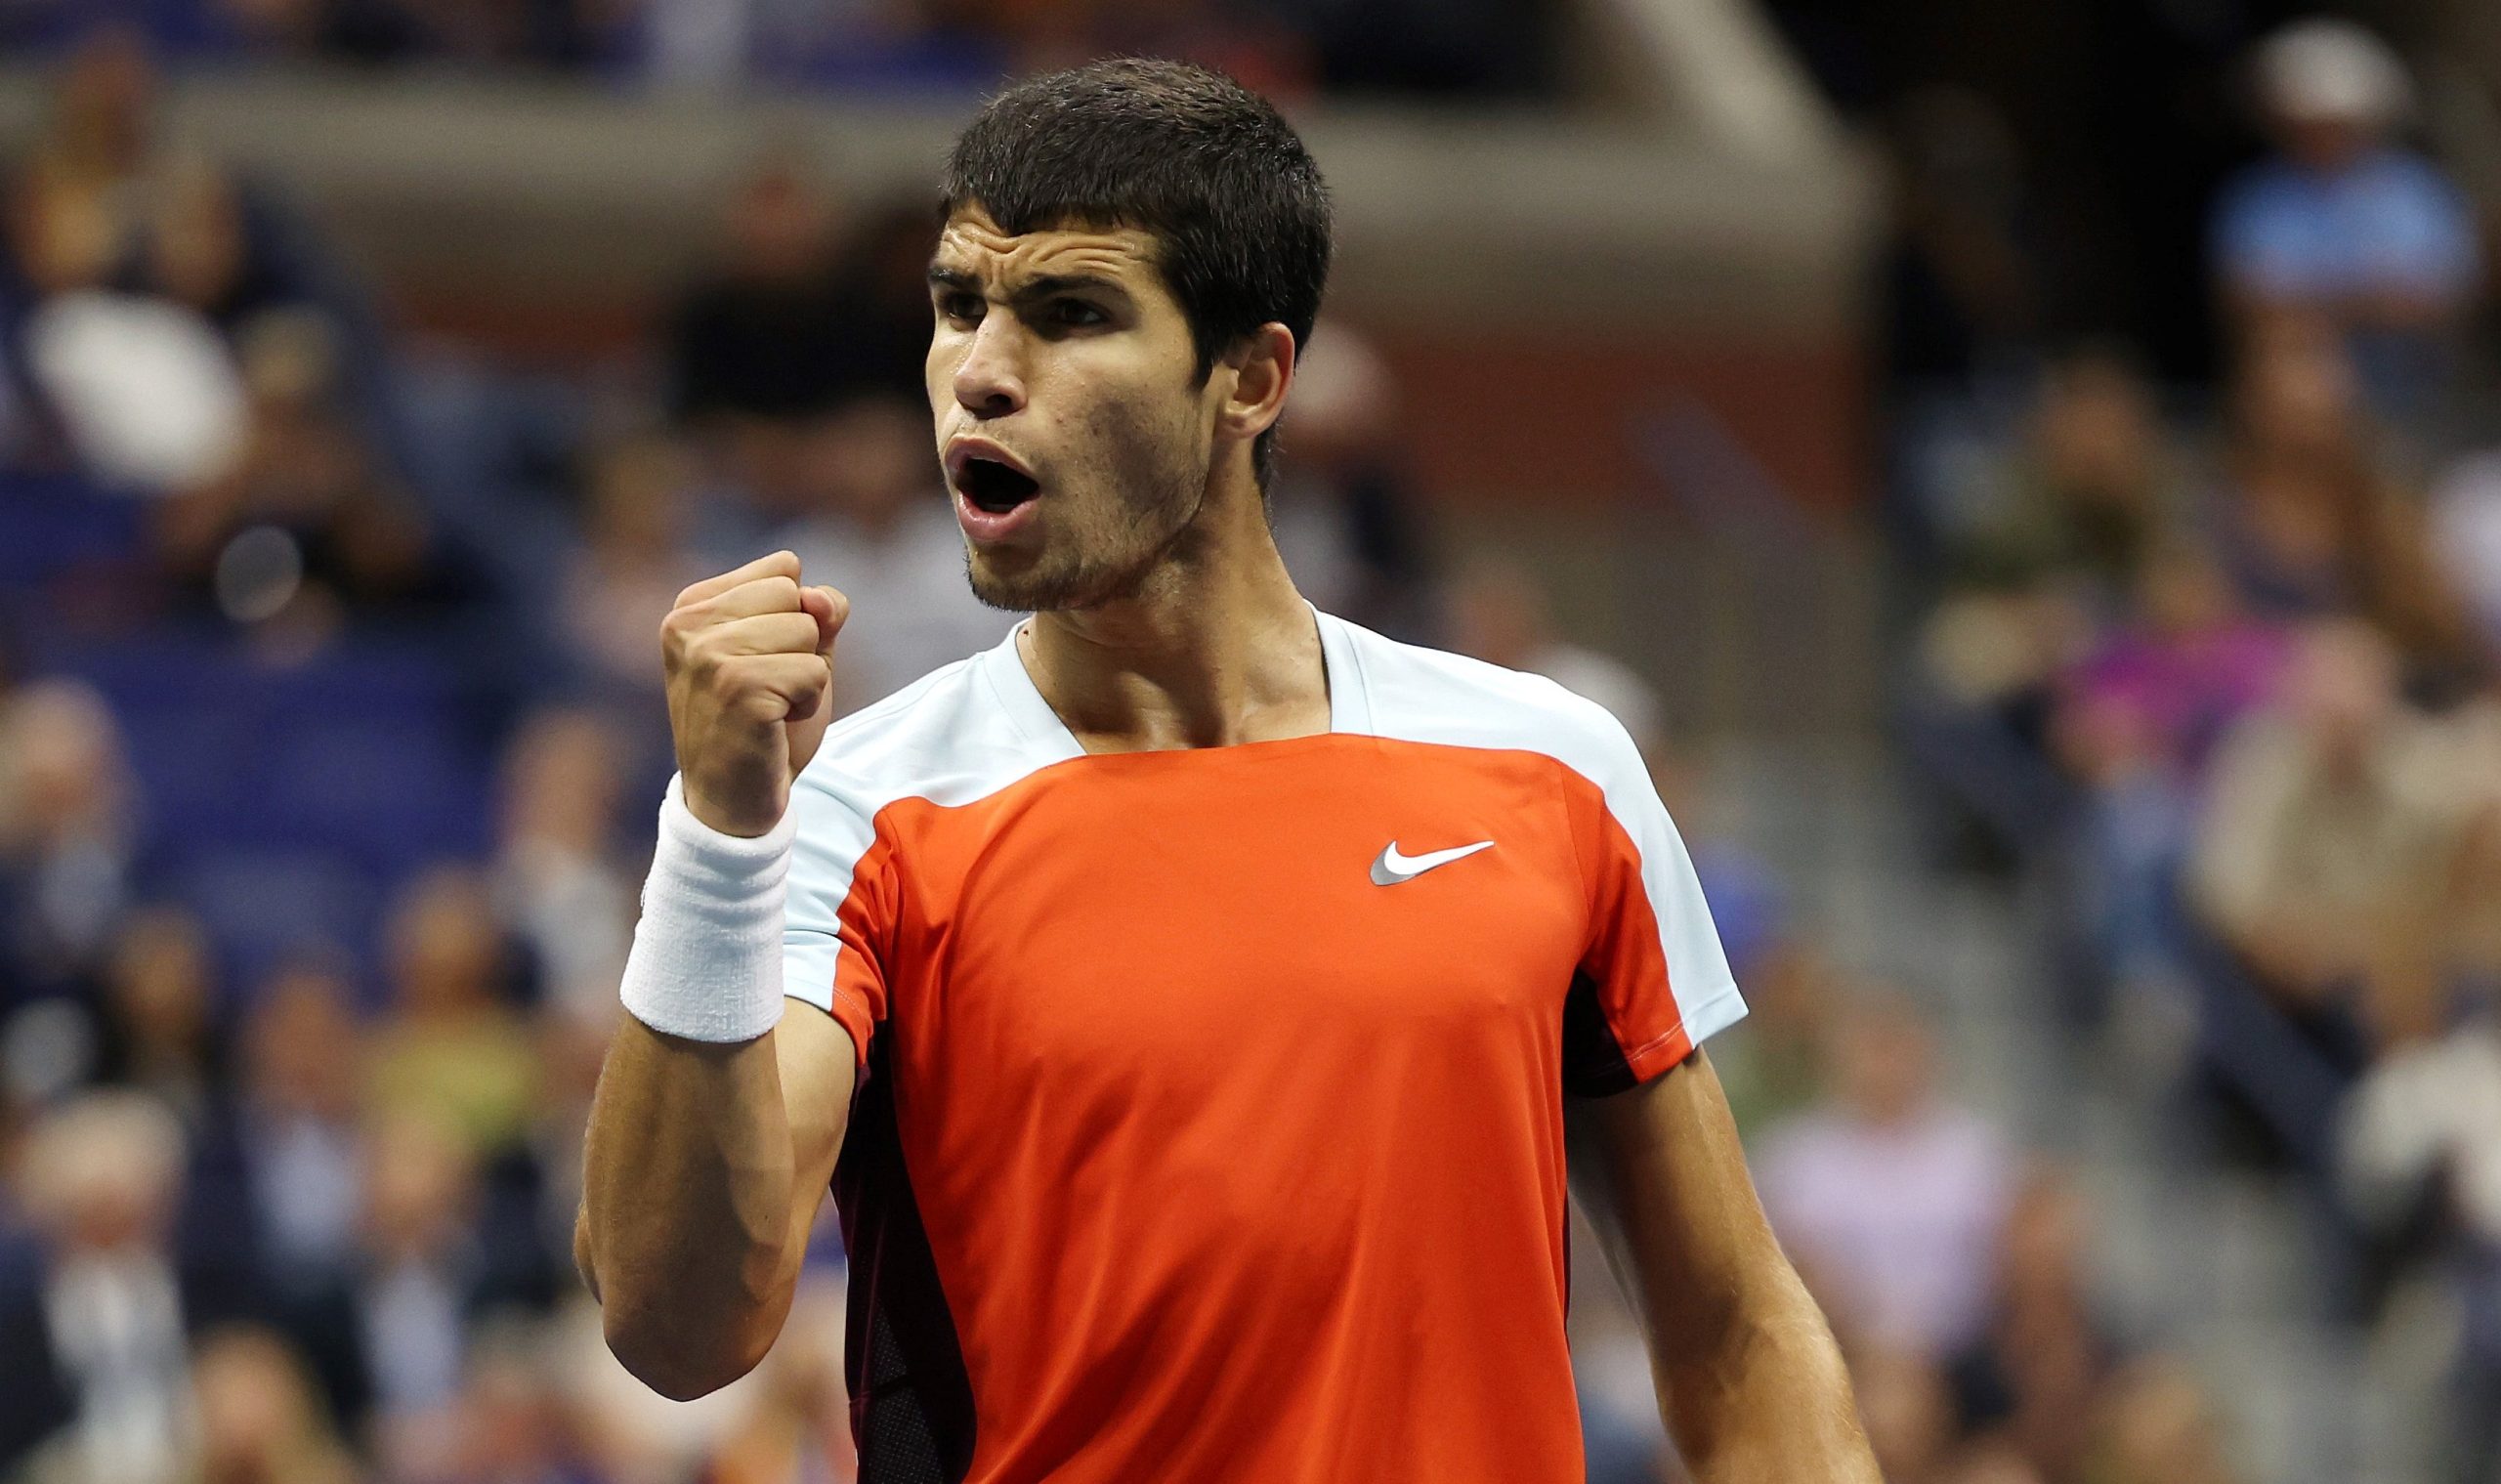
1023, 467, 1328, 752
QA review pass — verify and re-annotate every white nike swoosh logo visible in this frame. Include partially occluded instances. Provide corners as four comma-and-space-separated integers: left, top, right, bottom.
1370, 839, 1495, 885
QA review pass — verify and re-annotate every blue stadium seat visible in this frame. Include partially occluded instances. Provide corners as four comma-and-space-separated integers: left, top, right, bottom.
41, 628, 499, 987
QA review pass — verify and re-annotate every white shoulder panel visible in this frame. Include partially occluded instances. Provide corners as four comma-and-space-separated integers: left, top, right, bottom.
782, 629, 1077, 1015
1325, 614, 1744, 1029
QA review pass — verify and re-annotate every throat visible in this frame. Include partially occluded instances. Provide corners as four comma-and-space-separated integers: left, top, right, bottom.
1017, 603, 1333, 754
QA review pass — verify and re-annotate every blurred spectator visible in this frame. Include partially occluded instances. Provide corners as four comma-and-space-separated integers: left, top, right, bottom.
1939, 348, 2179, 613
1708, 942, 1835, 1138
2206, 319, 2474, 687
2053, 544, 2292, 996
185, 1325, 362, 1484
2338, 767, 2501, 1476
364, 869, 535, 1164
1941, 1440, 2048, 1484
2084, 1357, 2244, 1484
21, 268, 249, 492
2057, 544, 2291, 790
2429, 447, 2501, 665
1906, 349, 2181, 869
0, 679, 141, 1001
0, 1089, 217, 1483
1946, 1166, 2125, 1480
1265, 318, 1438, 641
2183, 619, 2486, 1172
153, 313, 447, 638
695, 1280, 853, 1484
333, 1113, 508, 1472
90, 906, 226, 1126
1878, 87, 2039, 391
492, 709, 633, 1025
667, 152, 853, 429
2188, 621, 2471, 1027
1757, 993, 2015, 1357
779, 394, 1008, 711
231, 962, 367, 1299
2212, 20, 2477, 422
3, 29, 372, 491
1852, 1349, 1956, 1484
1447, 558, 1667, 758
666, 158, 927, 532
435, 1322, 611, 1484
558, 430, 710, 712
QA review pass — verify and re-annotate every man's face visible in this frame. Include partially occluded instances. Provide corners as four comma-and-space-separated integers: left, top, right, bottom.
926, 205, 1219, 612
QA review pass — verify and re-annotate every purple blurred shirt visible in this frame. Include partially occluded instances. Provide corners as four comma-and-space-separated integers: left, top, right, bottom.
2066, 621, 2294, 779
1758, 1104, 2014, 1357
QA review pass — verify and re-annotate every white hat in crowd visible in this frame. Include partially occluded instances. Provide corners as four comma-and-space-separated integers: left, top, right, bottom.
2255, 18, 2413, 126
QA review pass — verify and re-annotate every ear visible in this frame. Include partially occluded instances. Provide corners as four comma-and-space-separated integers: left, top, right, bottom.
1214, 323, 1296, 448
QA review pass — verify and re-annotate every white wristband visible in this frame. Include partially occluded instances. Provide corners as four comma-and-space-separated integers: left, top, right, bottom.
618, 775, 797, 1042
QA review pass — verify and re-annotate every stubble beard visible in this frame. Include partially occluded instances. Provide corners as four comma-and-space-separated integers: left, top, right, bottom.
964, 432, 1209, 615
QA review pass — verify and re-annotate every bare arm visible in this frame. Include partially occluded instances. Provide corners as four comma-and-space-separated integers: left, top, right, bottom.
1566, 1049, 1876, 1483
574, 550, 857, 1400
576, 1003, 855, 1398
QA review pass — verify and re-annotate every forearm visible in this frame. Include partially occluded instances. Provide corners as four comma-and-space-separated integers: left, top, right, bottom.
580, 1017, 802, 1399
1564, 1056, 1878, 1484
1657, 1272, 1875, 1484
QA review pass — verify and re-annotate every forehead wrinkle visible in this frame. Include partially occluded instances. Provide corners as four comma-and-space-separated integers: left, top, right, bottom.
933, 217, 1158, 296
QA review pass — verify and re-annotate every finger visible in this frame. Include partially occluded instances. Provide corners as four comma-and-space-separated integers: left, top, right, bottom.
726, 653, 832, 718
694, 574, 806, 622
799, 585, 850, 657
673, 550, 802, 609
697, 613, 823, 658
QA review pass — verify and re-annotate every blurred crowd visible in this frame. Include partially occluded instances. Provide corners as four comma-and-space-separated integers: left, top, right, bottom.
1870, 15, 2501, 1482
5, 10, 2494, 1484
0, 0, 1557, 100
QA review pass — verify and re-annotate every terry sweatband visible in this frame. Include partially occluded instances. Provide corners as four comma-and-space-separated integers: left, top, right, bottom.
618, 774, 797, 1042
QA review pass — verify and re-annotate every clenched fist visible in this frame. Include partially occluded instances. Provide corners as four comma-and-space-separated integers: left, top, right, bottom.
661, 550, 848, 837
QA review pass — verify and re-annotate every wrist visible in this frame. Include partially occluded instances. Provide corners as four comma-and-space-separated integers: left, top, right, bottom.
681, 778, 786, 840
618, 775, 797, 1042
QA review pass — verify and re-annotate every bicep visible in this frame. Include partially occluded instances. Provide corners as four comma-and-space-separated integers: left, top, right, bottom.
1565, 1049, 1788, 1351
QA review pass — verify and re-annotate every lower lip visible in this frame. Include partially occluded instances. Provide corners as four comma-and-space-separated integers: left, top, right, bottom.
954, 487, 1042, 542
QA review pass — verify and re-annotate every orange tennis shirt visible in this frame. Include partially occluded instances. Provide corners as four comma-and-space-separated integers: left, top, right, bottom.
781, 611, 1747, 1483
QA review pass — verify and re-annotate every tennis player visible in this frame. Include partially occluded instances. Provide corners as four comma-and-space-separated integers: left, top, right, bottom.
578, 58, 1876, 1483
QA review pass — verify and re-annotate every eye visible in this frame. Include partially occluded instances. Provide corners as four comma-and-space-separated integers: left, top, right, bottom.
1047, 299, 1107, 328
938, 292, 984, 325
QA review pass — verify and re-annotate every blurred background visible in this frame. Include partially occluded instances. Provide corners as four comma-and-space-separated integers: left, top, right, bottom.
1, 1, 2500, 1481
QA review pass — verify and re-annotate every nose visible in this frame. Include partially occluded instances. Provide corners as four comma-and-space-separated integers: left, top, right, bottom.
952, 314, 1027, 419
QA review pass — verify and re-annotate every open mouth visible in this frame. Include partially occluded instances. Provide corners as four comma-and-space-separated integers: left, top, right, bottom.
957, 457, 1040, 514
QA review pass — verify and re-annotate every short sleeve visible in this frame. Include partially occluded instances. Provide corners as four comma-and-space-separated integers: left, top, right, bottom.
1560, 714, 1747, 1097
783, 769, 897, 1070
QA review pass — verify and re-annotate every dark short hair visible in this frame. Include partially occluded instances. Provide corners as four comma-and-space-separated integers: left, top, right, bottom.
939, 58, 1334, 486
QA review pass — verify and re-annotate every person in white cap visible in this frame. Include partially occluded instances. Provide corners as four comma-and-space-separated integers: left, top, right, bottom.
2211, 18, 2479, 421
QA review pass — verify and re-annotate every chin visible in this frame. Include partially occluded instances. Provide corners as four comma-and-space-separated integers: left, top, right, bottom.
965, 553, 1063, 614
966, 552, 1141, 615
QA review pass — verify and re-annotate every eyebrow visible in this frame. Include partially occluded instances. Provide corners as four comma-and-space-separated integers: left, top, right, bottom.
927, 265, 1130, 303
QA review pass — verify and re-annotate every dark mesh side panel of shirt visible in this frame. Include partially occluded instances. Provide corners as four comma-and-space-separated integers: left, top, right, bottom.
837, 1043, 977, 1483
1560, 970, 1640, 1097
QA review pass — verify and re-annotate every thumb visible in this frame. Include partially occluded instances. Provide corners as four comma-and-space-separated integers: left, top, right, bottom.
801, 585, 849, 657
785, 587, 846, 777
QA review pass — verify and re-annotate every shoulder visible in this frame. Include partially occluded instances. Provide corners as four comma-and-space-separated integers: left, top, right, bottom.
1332, 615, 1647, 790
793, 641, 1053, 822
